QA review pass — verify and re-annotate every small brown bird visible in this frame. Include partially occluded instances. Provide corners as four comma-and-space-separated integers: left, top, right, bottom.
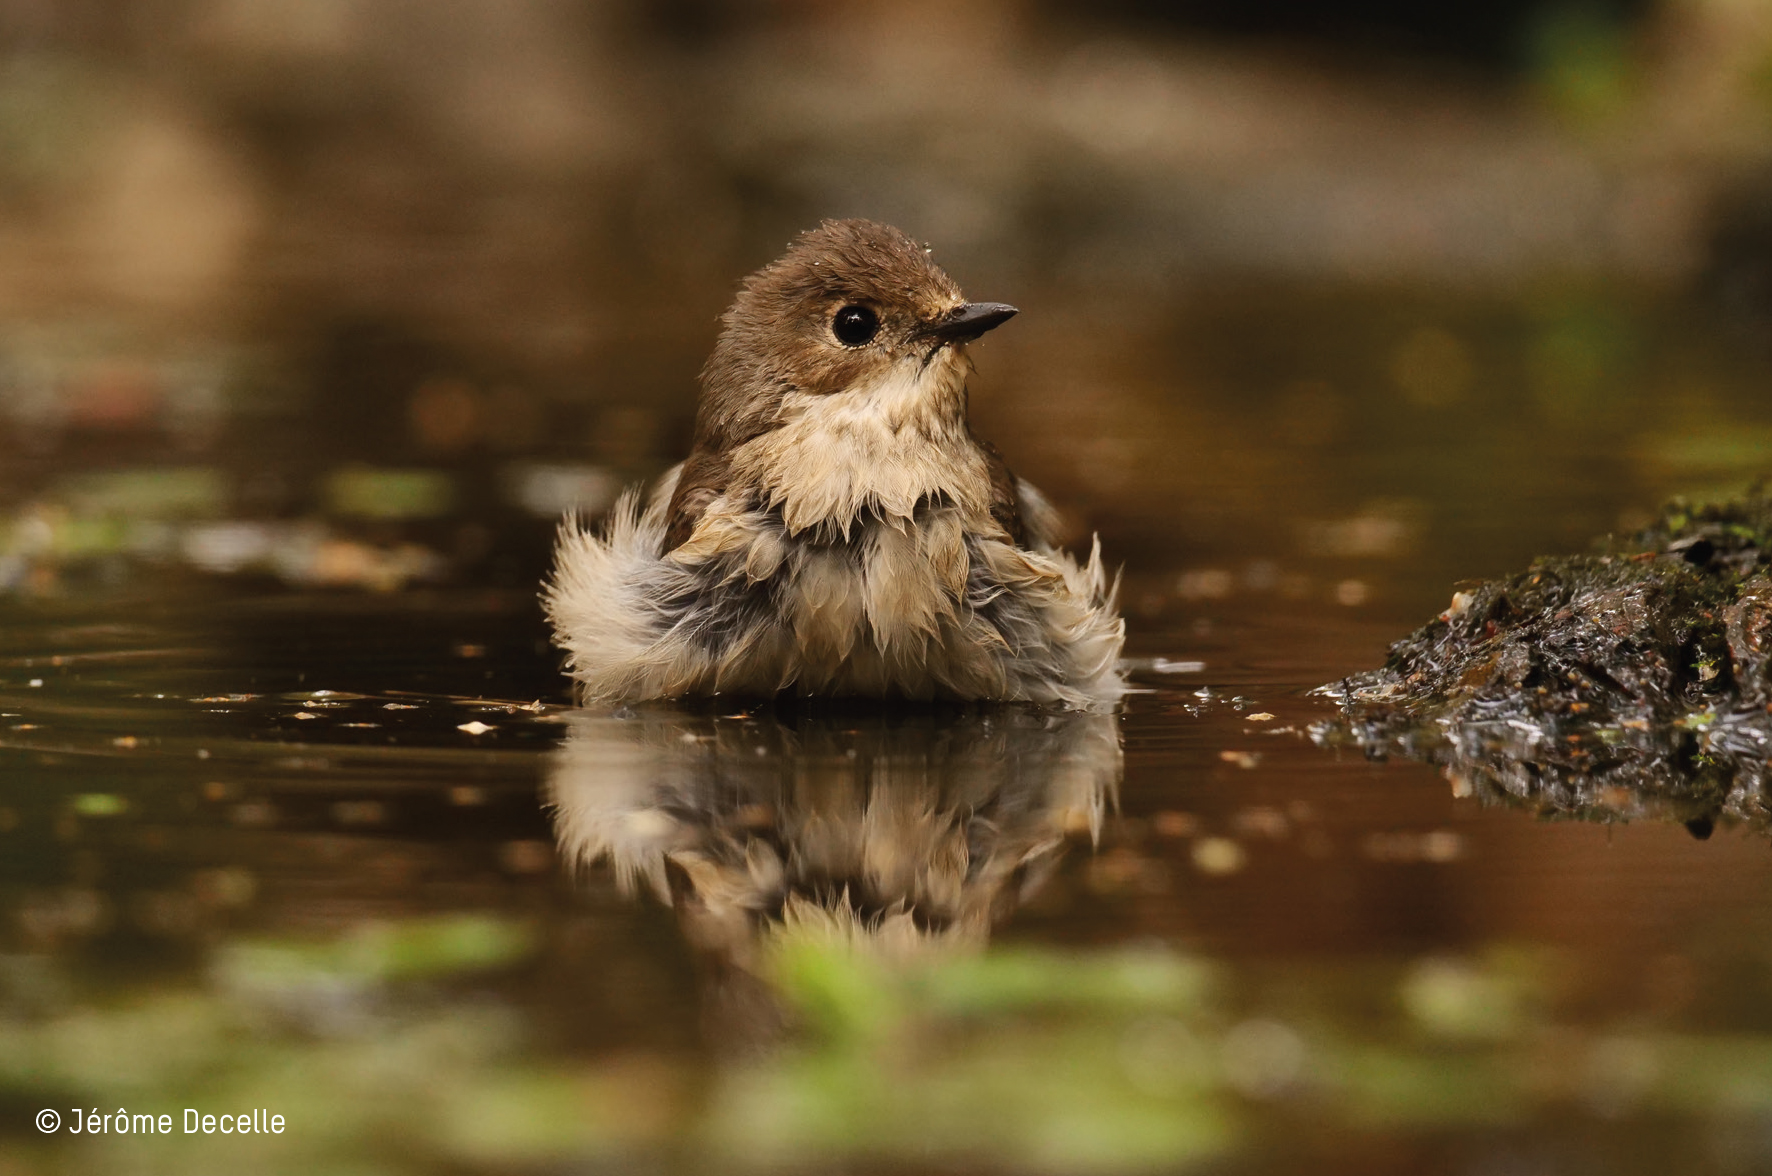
546, 219, 1124, 708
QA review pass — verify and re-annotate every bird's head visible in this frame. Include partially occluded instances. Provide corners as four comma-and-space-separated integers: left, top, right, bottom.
693, 218, 1017, 450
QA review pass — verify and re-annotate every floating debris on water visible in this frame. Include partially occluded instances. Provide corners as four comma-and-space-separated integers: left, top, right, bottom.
1124, 657, 1207, 675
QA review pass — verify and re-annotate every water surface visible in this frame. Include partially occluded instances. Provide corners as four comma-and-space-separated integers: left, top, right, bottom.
5, 287, 1772, 1174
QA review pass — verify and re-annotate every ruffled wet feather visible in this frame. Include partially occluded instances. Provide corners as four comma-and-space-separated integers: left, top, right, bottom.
545, 466, 1126, 709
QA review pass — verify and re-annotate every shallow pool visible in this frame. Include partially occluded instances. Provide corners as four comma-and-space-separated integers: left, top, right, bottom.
5, 286, 1772, 1174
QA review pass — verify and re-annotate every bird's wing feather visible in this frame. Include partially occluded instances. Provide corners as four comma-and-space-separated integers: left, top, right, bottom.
974, 436, 1027, 547
663, 449, 729, 553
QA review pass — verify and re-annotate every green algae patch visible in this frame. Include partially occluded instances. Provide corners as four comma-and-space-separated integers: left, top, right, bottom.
710, 942, 1241, 1173
215, 914, 537, 993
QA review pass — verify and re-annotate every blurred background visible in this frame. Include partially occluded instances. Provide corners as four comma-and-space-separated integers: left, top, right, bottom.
7, 4, 1772, 1175
2, 0, 1772, 598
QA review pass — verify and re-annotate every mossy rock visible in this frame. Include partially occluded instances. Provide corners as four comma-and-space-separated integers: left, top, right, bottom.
1314, 486, 1772, 836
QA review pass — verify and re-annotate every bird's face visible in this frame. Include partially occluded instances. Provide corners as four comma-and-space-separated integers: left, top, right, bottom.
694, 219, 1017, 451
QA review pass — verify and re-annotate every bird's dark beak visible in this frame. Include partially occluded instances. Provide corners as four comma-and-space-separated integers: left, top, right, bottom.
918, 302, 1019, 344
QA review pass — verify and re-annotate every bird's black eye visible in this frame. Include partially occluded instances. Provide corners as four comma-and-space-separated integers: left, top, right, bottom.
832, 305, 880, 346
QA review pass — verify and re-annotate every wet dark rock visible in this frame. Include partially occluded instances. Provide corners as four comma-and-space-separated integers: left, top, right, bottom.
1313, 488, 1772, 834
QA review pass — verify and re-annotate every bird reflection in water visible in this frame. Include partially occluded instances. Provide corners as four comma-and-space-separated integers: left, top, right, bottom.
547, 704, 1120, 1033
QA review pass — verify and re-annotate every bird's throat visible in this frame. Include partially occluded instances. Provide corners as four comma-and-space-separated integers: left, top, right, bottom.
731, 354, 991, 537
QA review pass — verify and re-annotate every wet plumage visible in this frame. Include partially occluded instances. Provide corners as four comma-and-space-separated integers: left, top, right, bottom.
545, 219, 1125, 709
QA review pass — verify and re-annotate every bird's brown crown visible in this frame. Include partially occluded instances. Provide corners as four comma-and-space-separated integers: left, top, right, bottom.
693, 219, 966, 452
